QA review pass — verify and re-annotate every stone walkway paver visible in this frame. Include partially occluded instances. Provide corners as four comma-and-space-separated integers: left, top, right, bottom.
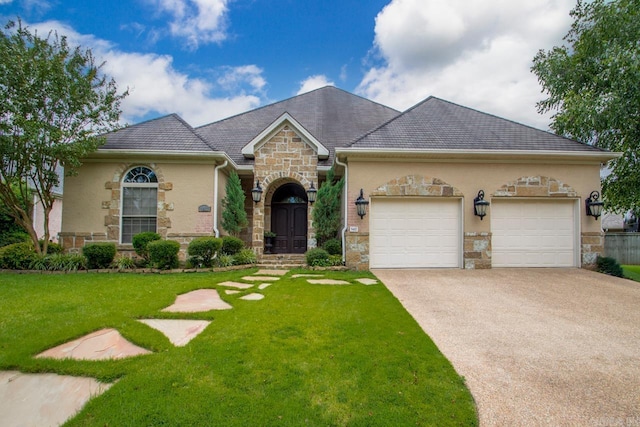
242, 276, 280, 281
162, 289, 232, 312
138, 319, 211, 347
307, 279, 350, 285
292, 274, 324, 278
356, 278, 378, 285
218, 281, 254, 289
258, 283, 272, 290
254, 269, 288, 276
225, 289, 240, 295
36, 328, 152, 360
240, 293, 265, 301
0, 371, 112, 427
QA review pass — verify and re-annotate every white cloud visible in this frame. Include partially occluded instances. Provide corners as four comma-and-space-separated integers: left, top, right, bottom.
297, 75, 335, 95
0, 0, 14, 4
150, 0, 229, 49
358, 0, 575, 129
28, 20, 263, 126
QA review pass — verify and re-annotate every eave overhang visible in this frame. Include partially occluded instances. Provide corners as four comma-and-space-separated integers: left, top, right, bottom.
85, 149, 239, 168
335, 148, 621, 164
241, 112, 329, 160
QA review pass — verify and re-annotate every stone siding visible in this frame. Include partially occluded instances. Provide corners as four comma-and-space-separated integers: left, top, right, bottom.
345, 232, 369, 271
370, 175, 463, 197
464, 232, 492, 269
581, 232, 604, 268
494, 176, 577, 198
251, 125, 318, 257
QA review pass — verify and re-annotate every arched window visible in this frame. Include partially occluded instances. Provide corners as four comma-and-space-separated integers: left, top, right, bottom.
121, 166, 158, 243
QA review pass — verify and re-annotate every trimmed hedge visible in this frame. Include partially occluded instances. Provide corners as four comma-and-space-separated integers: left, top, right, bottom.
82, 243, 117, 269
132, 232, 161, 263
0, 242, 36, 269
596, 256, 623, 277
305, 248, 330, 267
148, 240, 180, 269
188, 237, 222, 268
323, 238, 342, 256
221, 236, 245, 255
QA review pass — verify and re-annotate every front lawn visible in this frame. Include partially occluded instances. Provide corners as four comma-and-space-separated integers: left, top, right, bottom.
623, 265, 640, 282
0, 269, 476, 426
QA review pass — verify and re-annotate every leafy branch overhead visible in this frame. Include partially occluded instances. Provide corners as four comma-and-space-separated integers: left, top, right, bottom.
0, 19, 127, 253
531, 0, 640, 212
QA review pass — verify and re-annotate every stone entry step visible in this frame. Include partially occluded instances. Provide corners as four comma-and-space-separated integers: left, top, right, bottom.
259, 254, 306, 268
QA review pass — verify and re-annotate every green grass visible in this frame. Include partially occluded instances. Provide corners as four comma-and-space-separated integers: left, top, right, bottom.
623, 265, 640, 282
0, 269, 477, 426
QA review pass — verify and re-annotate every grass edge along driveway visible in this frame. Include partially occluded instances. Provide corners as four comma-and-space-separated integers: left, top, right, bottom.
0, 269, 477, 426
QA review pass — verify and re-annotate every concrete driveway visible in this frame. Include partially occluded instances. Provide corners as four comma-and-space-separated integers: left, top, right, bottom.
374, 268, 640, 427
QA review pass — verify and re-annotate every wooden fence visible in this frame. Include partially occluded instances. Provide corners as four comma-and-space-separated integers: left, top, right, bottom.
604, 233, 640, 265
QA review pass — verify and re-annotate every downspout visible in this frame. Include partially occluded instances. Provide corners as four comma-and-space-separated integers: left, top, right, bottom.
334, 156, 348, 264
213, 160, 228, 237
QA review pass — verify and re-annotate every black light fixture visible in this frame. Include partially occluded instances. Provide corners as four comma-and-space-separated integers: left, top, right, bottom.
307, 182, 317, 204
585, 190, 604, 220
355, 188, 369, 219
473, 190, 490, 220
251, 179, 263, 204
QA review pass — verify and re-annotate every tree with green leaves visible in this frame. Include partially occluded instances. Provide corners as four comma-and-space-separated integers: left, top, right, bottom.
221, 171, 248, 237
531, 0, 640, 213
312, 167, 344, 247
0, 20, 127, 254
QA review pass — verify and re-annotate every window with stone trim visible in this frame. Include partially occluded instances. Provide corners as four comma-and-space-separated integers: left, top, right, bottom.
121, 166, 158, 243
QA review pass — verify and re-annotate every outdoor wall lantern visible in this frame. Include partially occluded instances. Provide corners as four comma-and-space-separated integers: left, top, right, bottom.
251, 179, 263, 204
585, 190, 604, 220
355, 189, 369, 219
473, 190, 490, 220
307, 182, 317, 204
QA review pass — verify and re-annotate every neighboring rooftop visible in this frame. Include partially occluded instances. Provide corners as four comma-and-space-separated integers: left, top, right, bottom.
349, 97, 606, 153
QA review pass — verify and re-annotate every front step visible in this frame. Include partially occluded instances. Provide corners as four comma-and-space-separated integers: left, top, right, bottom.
258, 254, 306, 269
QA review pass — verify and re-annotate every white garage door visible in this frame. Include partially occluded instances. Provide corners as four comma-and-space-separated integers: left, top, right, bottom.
370, 198, 461, 268
492, 200, 577, 267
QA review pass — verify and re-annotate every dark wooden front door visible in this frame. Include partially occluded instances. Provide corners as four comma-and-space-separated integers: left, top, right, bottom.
272, 203, 307, 253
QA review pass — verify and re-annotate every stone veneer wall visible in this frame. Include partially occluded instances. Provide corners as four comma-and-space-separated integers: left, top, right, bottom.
251, 125, 318, 257
464, 232, 491, 269
346, 232, 369, 271
581, 232, 604, 268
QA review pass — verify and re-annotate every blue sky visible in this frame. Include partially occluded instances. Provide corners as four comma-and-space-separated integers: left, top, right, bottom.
1, 0, 577, 129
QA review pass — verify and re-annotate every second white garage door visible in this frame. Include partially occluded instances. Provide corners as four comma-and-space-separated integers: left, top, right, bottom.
369, 198, 461, 268
492, 199, 577, 267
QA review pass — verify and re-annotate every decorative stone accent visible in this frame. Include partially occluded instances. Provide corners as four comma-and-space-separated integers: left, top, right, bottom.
581, 232, 604, 268
464, 232, 492, 269
494, 176, 577, 198
251, 125, 318, 257
370, 175, 463, 197
345, 232, 369, 271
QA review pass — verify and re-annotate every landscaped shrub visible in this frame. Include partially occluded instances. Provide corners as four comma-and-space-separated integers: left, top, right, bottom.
39, 240, 62, 254
221, 236, 244, 255
0, 230, 30, 248
0, 242, 36, 269
148, 240, 180, 269
305, 248, 330, 267
596, 256, 624, 277
132, 232, 161, 263
114, 256, 136, 271
328, 255, 343, 266
29, 253, 87, 272
188, 237, 222, 268
82, 243, 117, 269
215, 254, 234, 268
323, 238, 342, 256
233, 248, 257, 265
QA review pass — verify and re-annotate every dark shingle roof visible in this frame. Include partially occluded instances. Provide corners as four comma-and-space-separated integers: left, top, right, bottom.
349, 97, 605, 152
195, 86, 400, 165
101, 114, 213, 152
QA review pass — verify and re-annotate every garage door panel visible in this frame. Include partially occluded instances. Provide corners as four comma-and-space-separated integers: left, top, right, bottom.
370, 198, 461, 268
492, 200, 576, 267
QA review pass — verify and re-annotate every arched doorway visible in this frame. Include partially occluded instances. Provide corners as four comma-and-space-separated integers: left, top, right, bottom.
270, 183, 308, 253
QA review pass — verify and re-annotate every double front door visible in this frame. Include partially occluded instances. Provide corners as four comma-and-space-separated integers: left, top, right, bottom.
271, 203, 307, 254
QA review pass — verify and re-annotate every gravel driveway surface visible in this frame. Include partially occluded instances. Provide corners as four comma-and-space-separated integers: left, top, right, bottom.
374, 268, 640, 427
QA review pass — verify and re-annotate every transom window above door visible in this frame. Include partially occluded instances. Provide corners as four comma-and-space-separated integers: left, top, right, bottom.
121, 166, 158, 243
